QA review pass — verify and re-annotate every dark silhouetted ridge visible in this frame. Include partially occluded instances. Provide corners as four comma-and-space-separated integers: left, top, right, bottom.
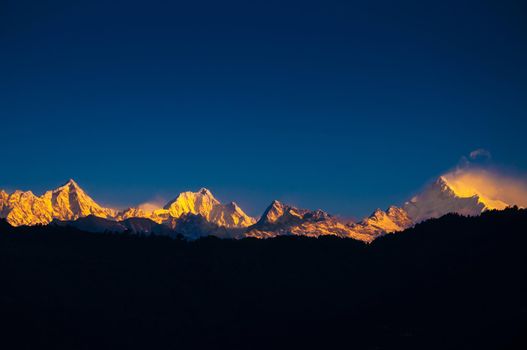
0, 208, 526, 350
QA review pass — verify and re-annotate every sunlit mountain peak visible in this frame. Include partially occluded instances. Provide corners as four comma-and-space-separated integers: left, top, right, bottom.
160, 188, 255, 228
359, 206, 412, 234
62, 178, 79, 187
441, 174, 509, 210
0, 179, 114, 226
1, 173, 523, 240
401, 173, 513, 223
197, 188, 214, 196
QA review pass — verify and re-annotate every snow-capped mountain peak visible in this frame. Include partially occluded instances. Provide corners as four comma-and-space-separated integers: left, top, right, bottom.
359, 206, 413, 234
197, 187, 214, 196
164, 189, 220, 215
0, 180, 115, 226
257, 200, 317, 226
45, 179, 115, 221
162, 188, 255, 228
1, 174, 518, 241
259, 200, 286, 224
403, 176, 487, 223
58, 178, 80, 189
116, 188, 255, 228
440, 175, 509, 211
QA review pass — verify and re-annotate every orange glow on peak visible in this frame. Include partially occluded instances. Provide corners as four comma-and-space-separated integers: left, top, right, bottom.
442, 169, 527, 209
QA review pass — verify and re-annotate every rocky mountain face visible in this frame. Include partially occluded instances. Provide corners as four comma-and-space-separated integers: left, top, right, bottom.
349, 206, 414, 238
0, 180, 114, 226
49, 180, 116, 221
245, 201, 413, 242
0, 176, 515, 241
163, 188, 256, 228
1, 182, 257, 238
116, 188, 256, 228
242, 175, 512, 242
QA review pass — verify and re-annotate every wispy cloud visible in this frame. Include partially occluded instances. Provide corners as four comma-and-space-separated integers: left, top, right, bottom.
469, 148, 492, 160
137, 196, 167, 211
443, 168, 527, 208
441, 149, 527, 208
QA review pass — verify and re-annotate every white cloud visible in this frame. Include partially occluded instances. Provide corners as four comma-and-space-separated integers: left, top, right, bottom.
137, 196, 167, 211
442, 167, 527, 208
469, 148, 492, 160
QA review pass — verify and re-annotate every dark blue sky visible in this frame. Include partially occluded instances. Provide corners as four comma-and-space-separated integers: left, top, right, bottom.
1, 0, 526, 217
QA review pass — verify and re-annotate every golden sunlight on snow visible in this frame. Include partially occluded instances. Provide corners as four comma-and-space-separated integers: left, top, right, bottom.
442, 169, 527, 210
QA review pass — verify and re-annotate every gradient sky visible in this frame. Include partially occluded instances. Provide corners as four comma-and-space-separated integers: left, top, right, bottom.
1, 0, 526, 218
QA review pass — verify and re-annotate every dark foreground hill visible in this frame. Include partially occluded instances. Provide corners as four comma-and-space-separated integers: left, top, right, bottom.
0, 208, 526, 350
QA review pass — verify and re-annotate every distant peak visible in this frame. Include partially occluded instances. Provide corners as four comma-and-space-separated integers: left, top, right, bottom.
51, 179, 84, 194
13, 189, 34, 196
258, 200, 287, 224
260, 200, 282, 212
265, 200, 288, 213
271, 199, 283, 207
387, 206, 404, 215
436, 176, 448, 185
435, 176, 456, 191
370, 208, 386, 218
67, 178, 79, 185
226, 201, 240, 209
197, 188, 213, 196
422, 176, 455, 195
310, 209, 331, 220
59, 179, 81, 188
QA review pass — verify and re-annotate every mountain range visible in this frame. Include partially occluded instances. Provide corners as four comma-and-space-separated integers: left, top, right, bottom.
0, 176, 515, 241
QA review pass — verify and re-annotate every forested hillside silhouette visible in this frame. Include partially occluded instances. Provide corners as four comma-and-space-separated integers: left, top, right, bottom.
1, 208, 526, 349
